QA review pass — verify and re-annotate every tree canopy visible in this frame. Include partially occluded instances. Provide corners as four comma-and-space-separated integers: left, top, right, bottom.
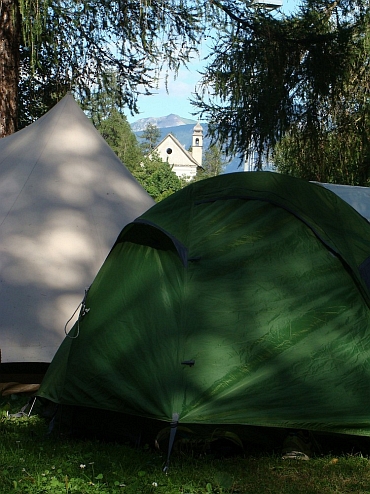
96, 109, 143, 173
139, 123, 162, 155
195, 0, 370, 184
197, 143, 229, 179
3, 0, 370, 185
0, 0, 207, 136
134, 153, 187, 202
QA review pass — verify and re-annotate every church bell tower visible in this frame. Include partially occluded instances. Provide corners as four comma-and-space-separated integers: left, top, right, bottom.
192, 122, 203, 167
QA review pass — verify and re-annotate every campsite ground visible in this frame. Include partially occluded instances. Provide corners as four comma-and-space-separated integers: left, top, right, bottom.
2, 396, 370, 494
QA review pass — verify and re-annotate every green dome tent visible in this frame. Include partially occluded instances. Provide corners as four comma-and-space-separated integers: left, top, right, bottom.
38, 172, 370, 440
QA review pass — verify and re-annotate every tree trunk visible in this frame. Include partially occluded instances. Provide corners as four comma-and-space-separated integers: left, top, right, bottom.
0, 0, 20, 138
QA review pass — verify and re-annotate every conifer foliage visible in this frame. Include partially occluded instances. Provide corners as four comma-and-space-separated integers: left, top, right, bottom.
196, 0, 370, 184
0, 0, 205, 137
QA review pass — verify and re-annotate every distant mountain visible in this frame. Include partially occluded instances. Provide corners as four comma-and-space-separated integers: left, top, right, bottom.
130, 114, 197, 132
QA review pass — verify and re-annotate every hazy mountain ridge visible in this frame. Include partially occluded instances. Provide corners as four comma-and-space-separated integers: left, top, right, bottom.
130, 114, 197, 132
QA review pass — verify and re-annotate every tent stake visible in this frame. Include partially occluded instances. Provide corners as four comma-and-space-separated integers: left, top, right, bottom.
163, 413, 179, 473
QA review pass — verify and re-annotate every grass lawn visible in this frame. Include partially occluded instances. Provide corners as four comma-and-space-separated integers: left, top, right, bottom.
2, 395, 370, 493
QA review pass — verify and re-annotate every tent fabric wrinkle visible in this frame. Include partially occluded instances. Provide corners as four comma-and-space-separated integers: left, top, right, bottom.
39, 172, 370, 437
191, 187, 370, 308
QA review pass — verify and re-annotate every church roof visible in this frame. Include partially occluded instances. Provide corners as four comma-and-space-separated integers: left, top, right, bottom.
154, 133, 200, 167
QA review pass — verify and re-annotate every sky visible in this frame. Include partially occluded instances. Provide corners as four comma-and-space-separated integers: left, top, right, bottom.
127, 0, 301, 124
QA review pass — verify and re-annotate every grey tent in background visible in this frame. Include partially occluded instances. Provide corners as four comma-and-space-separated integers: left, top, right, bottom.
317, 183, 370, 222
0, 94, 154, 366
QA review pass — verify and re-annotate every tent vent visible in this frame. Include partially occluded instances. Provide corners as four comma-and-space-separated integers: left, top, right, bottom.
123, 220, 189, 267
181, 360, 195, 367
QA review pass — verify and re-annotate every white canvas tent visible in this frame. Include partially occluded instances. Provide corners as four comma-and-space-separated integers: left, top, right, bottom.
0, 94, 155, 365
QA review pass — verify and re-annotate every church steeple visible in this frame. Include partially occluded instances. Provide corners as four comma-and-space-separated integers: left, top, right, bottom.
192, 122, 203, 167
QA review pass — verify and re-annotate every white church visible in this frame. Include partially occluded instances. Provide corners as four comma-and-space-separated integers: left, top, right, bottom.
152, 122, 204, 180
